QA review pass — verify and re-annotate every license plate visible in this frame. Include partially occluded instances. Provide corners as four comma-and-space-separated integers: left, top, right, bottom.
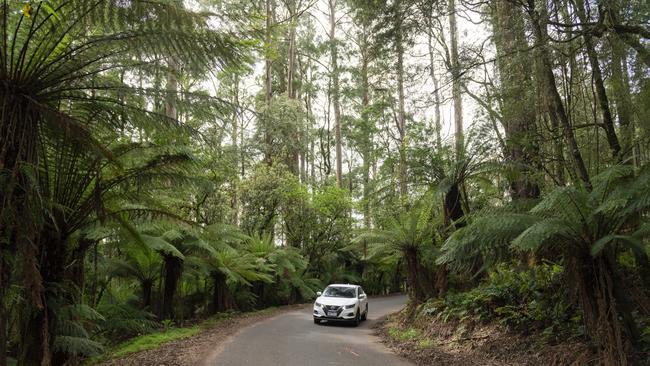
327, 311, 337, 317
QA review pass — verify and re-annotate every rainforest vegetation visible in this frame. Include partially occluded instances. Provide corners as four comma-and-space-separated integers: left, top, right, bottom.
0, 0, 649, 365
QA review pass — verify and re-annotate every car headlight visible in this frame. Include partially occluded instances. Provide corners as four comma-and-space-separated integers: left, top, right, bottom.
344, 304, 356, 309
315, 302, 322, 307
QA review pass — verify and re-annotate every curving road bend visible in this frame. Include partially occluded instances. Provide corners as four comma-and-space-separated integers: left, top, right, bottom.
210, 295, 412, 366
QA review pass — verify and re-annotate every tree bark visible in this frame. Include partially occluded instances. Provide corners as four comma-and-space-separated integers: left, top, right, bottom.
448, 0, 464, 159
395, 0, 408, 199
329, 0, 343, 188
492, 0, 540, 199
264, 0, 274, 166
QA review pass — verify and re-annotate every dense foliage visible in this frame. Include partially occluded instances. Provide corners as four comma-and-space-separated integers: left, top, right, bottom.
1, 0, 649, 365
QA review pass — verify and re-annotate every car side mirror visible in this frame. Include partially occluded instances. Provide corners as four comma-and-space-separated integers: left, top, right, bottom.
316, 291, 322, 296
359, 294, 366, 299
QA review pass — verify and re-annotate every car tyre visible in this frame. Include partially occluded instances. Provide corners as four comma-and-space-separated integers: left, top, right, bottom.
361, 305, 368, 321
313, 318, 321, 324
353, 311, 360, 327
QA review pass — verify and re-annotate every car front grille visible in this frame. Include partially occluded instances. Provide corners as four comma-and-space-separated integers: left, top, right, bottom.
323, 305, 342, 317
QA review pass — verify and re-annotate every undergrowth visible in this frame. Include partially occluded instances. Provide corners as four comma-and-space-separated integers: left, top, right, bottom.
419, 263, 582, 340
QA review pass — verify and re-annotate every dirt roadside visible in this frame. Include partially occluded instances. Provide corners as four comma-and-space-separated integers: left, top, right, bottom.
375, 315, 594, 366
95, 304, 309, 366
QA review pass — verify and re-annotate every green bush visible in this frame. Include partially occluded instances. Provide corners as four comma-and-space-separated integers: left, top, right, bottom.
421, 263, 581, 337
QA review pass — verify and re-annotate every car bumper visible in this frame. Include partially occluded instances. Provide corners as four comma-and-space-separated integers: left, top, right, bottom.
313, 307, 357, 321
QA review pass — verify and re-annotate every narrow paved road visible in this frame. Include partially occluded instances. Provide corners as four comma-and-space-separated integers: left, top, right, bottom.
211, 295, 411, 366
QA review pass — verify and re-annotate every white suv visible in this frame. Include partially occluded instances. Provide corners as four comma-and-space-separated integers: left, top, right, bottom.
313, 284, 368, 326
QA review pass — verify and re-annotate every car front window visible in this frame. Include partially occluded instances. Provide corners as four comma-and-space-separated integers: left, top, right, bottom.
322, 286, 356, 298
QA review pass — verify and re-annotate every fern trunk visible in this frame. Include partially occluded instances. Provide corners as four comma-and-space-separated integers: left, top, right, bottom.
568, 249, 634, 365
161, 255, 183, 320
143, 280, 153, 309
211, 272, 234, 313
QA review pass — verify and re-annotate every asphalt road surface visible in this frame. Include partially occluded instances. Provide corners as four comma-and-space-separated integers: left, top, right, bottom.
211, 295, 412, 366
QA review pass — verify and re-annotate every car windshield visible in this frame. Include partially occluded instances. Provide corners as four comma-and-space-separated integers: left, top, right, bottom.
322, 286, 356, 298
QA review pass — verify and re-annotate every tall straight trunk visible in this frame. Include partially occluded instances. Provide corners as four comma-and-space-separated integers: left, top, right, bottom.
165, 60, 178, 123
264, 0, 274, 165
287, 3, 300, 175
427, 33, 442, 151
448, 0, 464, 159
390, 0, 407, 199
574, 0, 621, 159
395, 2, 407, 199
328, 0, 343, 187
527, 0, 591, 190
161, 255, 182, 319
492, 0, 540, 199
231, 75, 240, 225
360, 26, 372, 228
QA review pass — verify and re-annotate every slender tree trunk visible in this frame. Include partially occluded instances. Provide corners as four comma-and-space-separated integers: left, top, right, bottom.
264, 0, 274, 166
231, 75, 240, 225
360, 26, 372, 229
395, 0, 408, 199
574, 0, 621, 160
527, 0, 591, 190
427, 33, 442, 151
328, 0, 343, 188
448, 0, 464, 159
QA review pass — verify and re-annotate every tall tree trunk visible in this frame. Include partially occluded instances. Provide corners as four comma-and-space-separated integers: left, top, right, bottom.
574, 0, 621, 160
264, 0, 274, 166
527, 0, 591, 190
360, 25, 372, 229
492, 0, 540, 199
231, 75, 240, 225
287, 2, 300, 175
395, 0, 408, 199
328, 0, 343, 188
427, 32, 442, 151
448, 0, 464, 159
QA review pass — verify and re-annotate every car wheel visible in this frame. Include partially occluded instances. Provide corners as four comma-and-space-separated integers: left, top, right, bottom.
353, 311, 360, 326
361, 305, 368, 321
313, 318, 321, 324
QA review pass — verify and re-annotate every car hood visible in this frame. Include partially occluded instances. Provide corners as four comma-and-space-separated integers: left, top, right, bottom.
316, 296, 357, 307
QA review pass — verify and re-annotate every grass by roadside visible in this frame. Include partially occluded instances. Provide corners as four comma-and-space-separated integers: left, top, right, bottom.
85, 307, 282, 365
